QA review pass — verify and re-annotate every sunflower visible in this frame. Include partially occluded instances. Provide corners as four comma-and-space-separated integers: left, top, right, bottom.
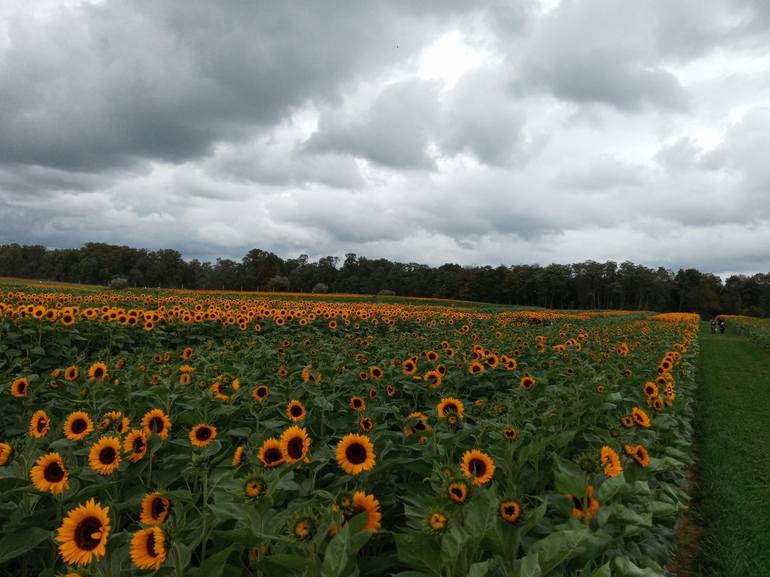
252, 385, 269, 402
369, 366, 383, 381
142, 409, 171, 440
29, 410, 51, 439
181, 347, 193, 360
349, 491, 381, 533
88, 436, 121, 476
386, 384, 396, 397
336, 434, 376, 475
401, 358, 418, 375
624, 444, 651, 467
87, 362, 108, 382
620, 416, 634, 428
427, 511, 448, 533
0, 442, 12, 466
631, 407, 651, 428
99, 410, 126, 433
358, 416, 374, 433
124, 430, 148, 462
292, 517, 316, 541
501, 427, 518, 442
519, 373, 536, 391
349, 396, 366, 411
468, 360, 485, 375
568, 485, 600, 521
244, 475, 266, 499
499, 499, 522, 524
10, 377, 29, 397
189, 424, 217, 447
404, 411, 431, 436
64, 365, 79, 382
130, 527, 166, 570
232, 446, 244, 466
437, 397, 465, 420
447, 480, 470, 504
600, 446, 622, 478
140, 493, 171, 525
286, 400, 306, 422
258, 438, 285, 468
64, 411, 94, 441
280, 426, 311, 464
30, 452, 70, 494
460, 450, 496, 486
57, 498, 111, 566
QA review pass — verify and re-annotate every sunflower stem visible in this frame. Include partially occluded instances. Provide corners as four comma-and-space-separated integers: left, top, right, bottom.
200, 455, 209, 563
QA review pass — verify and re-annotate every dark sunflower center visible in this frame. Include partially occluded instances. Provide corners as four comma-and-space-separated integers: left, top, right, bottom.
504, 505, 515, 516
353, 399, 362, 407
345, 442, 367, 465
415, 421, 426, 431
37, 418, 47, 432
195, 427, 212, 441
151, 497, 167, 519
74, 517, 103, 551
290, 405, 303, 417
287, 437, 304, 459
257, 388, 267, 397
572, 497, 585, 512
72, 419, 87, 434
44, 461, 65, 482
265, 448, 283, 463
149, 417, 165, 432
469, 458, 487, 477
133, 437, 146, 452
450, 486, 464, 498
445, 403, 457, 413
99, 447, 116, 464
94, 367, 104, 377
146, 532, 158, 557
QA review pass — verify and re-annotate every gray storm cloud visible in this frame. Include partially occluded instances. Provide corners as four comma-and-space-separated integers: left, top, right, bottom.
1, 0, 770, 274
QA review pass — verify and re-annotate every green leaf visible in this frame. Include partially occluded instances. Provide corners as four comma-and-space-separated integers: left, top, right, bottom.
513, 552, 541, 577
441, 524, 469, 569
464, 489, 497, 543
0, 527, 51, 564
590, 562, 612, 577
468, 559, 491, 577
321, 522, 352, 577
189, 545, 235, 577
613, 556, 662, 577
261, 554, 311, 572
395, 531, 441, 576
527, 527, 590, 574
553, 455, 587, 497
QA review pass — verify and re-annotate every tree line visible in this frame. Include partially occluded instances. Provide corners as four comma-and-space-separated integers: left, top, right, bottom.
1, 242, 768, 317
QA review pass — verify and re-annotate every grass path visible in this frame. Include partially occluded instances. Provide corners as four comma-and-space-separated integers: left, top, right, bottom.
694, 324, 770, 576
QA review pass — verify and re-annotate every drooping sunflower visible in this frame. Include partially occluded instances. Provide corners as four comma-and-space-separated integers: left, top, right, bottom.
141, 409, 171, 440
447, 480, 470, 504
10, 377, 30, 398
232, 446, 244, 466
568, 485, 600, 521
624, 444, 651, 467
140, 493, 171, 525
499, 499, 522, 524
30, 452, 70, 494
280, 426, 311, 464
460, 449, 496, 486
437, 397, 465, 420
600, 445, 623, 478
258, 438, 285, 468
286, 400, 306, 422
57, 498, 111, 566
0, 442, 12, 466
189, 424, 217, 447
87, 362, 108, 382
336, 434, 376, 476
64, 365, 79, 382
123, 429, 148, 462
349, 491, 381, 533
88, 436, 122, 476
130, 527, 166, 571
631, 406, 651, 428
63, 411, 94, 441
29, 410, 51, 439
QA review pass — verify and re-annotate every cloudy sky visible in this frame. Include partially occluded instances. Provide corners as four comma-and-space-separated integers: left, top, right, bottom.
2, 0, 770, 274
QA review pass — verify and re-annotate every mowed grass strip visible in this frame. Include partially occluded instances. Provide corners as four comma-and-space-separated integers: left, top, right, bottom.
696, 325, 770, 576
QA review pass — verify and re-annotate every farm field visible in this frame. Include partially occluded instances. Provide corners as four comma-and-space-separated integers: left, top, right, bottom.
0, 286, 698, 577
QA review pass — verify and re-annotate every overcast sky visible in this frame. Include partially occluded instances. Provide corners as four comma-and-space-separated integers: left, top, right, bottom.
1, 0, 770, 274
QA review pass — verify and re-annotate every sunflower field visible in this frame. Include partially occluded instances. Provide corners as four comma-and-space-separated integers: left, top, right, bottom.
721, 314, 770, 350
0, 287, 699, 577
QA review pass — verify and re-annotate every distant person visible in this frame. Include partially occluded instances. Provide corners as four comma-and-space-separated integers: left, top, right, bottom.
718, 317, 726, 334
710, 318, 717, 334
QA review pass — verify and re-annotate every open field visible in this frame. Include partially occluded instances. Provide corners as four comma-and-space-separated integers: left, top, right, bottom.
0, 285, 698, 576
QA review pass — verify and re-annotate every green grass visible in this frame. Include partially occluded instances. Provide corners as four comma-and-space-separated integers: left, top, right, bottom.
695, 323, 770, 576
